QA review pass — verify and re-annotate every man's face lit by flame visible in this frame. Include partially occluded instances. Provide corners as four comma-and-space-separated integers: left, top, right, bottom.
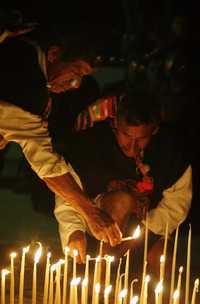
113, 119, 157, 159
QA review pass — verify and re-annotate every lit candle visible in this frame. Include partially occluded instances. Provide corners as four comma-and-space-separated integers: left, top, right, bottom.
1, 269, 10, 304
54, 259, 64, 304
97, 241, 103, 284
81, 255, 90, 304
43, 252, 51, 304
19, 246, 29, 304
48, 264, 56, 304
143, 275, 150, 304
191, 278, 199, 304
174, 266, 183, 304
32, 243, 42, 304
169, 225, 179, 304
62, 247, 70, 304
92, 255, 102, 303
114, 258, 122, 304
185, 224, 191, 304
121, 225, 141, 242
69, 277, 81, 304
10, 252, 17, 304
93, 283, 101, 304
105, 256, 114, 289
75, 277, 81, 304
118, 289, 128, 304
124, 250, 130, 304
155, 281, 163, 304
140, 261, 147, 304
172, 290, 179, 304
159, 255, 165, 282
130, 279, 138, 302
81, 277, 89, 304
130, 295, 139, 304
117, 274, 125, 304
143, 218, 148, 270
73, 249, 78, 279
104, 285, 112, 304
160, 223, 169, 287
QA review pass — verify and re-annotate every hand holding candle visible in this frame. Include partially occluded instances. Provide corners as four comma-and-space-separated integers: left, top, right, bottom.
121, 225, 141, 242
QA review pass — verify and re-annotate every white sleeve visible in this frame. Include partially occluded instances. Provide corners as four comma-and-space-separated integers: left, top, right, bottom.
142, 165, 192, 236
54, 194, 87, 251
54, 163, 87, 251
0, 101, 69, 178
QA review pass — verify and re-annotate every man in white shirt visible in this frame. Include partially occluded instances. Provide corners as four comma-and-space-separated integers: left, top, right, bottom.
0, 31, 122, 250
55, 91, 192, 268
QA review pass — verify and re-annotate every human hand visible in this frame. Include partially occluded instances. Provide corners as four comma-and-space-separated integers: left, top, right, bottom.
85, 207, 122, 247
67, 231, 87, 264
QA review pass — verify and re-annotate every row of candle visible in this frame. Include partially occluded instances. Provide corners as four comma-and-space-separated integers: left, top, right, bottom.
0, 224, 199, 304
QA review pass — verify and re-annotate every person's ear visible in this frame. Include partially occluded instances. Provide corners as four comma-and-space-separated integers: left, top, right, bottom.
47, 46, 61, 63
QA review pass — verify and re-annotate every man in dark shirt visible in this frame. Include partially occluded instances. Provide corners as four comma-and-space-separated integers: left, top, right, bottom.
55, 91, 192, 274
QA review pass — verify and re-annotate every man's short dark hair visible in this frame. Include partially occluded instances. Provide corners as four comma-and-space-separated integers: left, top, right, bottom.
117, 90, 162, 125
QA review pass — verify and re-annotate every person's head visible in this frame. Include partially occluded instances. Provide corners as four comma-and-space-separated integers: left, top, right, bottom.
46, 47, 92, 93
29, 24, 111, 93
114, 90, 162, 158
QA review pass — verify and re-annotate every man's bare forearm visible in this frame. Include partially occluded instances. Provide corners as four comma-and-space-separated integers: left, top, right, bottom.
43, 172, 95, 220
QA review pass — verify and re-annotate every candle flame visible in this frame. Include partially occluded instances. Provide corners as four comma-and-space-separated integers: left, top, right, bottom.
23, 246, 30, 254
119, 289, 128, 299
179, 266, 183, 273
160, 255, 165, 263
59, 259, 65, 265
51, 264, 57, 272
95, 283, 101, 293
145, 275, 150, 283
34, 243, 42, 264
71, 277, 81, 286
173, 289, 179, 300
130, 295, 139, 304
82, 277, 88, 286
105, 255, 114, 262
95, 256, 101, 262
1, 269, 10, 276
47, 252, 51, 259
104, 285, 112, 296
155, 281, 163, 294
10, 252, 17, 258
73, 249, 78, 257
64, 246, 70, 255
194, 278, 199, 290
132, 225, 141, 239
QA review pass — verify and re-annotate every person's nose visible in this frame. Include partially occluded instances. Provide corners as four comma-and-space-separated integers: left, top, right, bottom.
126, 139, 139, 157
